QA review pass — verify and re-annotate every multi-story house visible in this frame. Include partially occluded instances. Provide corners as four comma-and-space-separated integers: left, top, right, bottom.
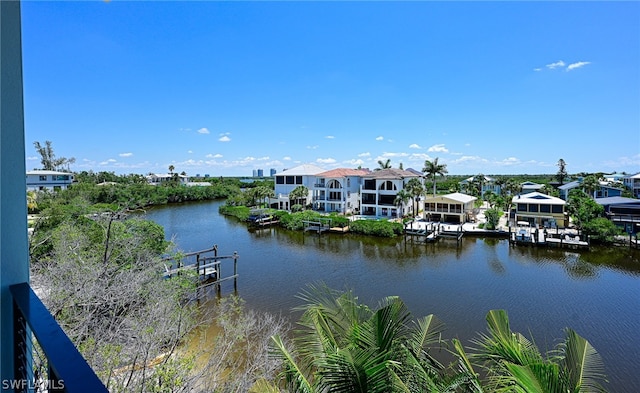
422, 192, 477, 223
26, 170, 74, 191
623, 173, 640, 198
512, 192, 566, 229
312, 168, 370, 214
272, 164, 325, 210
359, 169, 423, 217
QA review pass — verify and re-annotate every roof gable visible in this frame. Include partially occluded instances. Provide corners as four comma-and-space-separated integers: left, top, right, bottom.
513, 192, 565, 205
277, 164, 326, 176
364, 168, 421, 180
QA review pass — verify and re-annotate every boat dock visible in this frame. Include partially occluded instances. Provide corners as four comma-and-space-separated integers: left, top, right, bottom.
303, 218, 333, 234
404, 221, 464, 244
163, 245, 238, 295
509, 226, 589, 249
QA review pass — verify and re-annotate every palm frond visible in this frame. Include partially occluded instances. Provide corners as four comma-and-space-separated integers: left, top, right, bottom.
270, 334, 314, 393
560, 329, 607, 392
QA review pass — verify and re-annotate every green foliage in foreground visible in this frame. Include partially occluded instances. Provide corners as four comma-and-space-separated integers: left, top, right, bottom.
349, 218, 403, 237
269, 284, 608, 393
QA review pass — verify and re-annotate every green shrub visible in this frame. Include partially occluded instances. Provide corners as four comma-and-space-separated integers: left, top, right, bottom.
349, 219, 403, 237
218, 205, 251, 221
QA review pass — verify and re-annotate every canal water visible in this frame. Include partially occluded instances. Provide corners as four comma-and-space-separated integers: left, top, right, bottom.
144, 200, 640, 392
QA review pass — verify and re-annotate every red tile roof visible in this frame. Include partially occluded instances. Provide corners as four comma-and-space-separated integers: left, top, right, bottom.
317, 168, 371, 178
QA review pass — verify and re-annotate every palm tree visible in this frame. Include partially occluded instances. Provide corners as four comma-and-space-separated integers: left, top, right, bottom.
289, 185, 309, 210
394, 189, 411, 218
376, 158, 392, 171
422, 158, 448, 197
582, 175, 600, 199
168, 164, 175, 174
469, 309, 607, 392
405, 178, 424, 217
271, 284, 477, 393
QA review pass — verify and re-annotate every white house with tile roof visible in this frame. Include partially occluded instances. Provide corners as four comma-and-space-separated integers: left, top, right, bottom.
272, 164, 326, 210
512, 192, 566, 228
359, 168, 423, 218
422, 192, 477, 223
312, 168, 370, 214
26, 170, 74, 191
146, 173, 190, 185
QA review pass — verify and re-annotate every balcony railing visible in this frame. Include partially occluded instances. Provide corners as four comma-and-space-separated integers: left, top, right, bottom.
10, 282, 108, 393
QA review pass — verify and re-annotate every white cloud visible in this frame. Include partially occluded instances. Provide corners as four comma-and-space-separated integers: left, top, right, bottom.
358, 152, 371, 157
179, 128, 191, 132
499, 157, 521, 165
375, 136, 384, 141
119, 152, 133, 157
380, 152, 409, 158
546, 60, 565, 69
26, 156, 38, 161
344, 158, 365, 166
409, 143, 422, 149
107, 158, 117, 162
187, 150, 193, 154
197, 127, 210, 134
219, 135, 231, 142
206, 153, 223, 158
427, 144, 449, 153
533, 68, 542, 72
283, 156, 292, 161
317, 157, 336, 164
566, 61, 591, 71
326, 135, 335, 139
306, 145, 319, 149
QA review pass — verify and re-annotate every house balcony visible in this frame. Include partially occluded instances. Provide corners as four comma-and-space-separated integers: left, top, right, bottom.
8, 282, 108, 392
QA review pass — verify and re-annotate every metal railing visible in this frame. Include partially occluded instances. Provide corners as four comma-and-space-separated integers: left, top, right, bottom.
10, 282, 108, 393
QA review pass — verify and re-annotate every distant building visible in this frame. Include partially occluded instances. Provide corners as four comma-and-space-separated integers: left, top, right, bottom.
146, 173, 189, 185
26, 170, 74, 191
252, 169, 258, 177
623, 173, 640, 198
257, 169, 264, 177
270, 168, 276, 176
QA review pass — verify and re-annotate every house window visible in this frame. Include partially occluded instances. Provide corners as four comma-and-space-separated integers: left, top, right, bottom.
347, 178, 351, 187
54, 175, 69, 181
552, 205, 563, 213
379, 181, 396, 191
276, 177, 284, 184
528, 204, 539, 212
517, 203, 526, 212
39, 175, 47, 181
364, 180, 376, 190
540, 204, 551, 213
286, 176, 294, 184
295, 176, 303, 184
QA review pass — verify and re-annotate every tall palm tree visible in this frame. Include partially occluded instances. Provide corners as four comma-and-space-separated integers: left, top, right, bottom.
271, 284, 477, 393
423, 158, 448, 197
469, 309, 607, 393
405, 178, 424, 217
557, 158, 568, 185
168, 164, 175, 174
376, 158, 392, 171
394, 189, 411, 217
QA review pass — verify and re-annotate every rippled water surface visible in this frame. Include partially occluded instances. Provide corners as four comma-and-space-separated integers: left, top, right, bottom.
145, 200, 640, 392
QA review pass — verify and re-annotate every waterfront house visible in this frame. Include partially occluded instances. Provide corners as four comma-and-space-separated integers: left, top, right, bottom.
558, 180, 580, 200
512, 192, 566, 228
596, 196, 640, 234
520, 181, 544, 194
272, 164, 325, 210
459, 175, 500, 197
26, 170, 74, 191
422, 192, 477, 223
623, 172, 640, 198
359, 168, 423, 217
594, 181, 624, 199
604, 172, 626, 183
146, 173, 190, 185
312, 168, 370, 214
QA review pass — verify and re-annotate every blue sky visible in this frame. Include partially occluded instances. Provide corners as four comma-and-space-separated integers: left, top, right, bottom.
22, 1, 639, 177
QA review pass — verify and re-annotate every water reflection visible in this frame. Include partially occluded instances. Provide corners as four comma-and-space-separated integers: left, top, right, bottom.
143, 201, 640, 393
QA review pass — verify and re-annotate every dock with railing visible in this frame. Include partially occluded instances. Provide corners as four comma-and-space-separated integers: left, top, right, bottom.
404, 221, 464, 244
509, 227, 589, 249
163, 245, 238, 293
